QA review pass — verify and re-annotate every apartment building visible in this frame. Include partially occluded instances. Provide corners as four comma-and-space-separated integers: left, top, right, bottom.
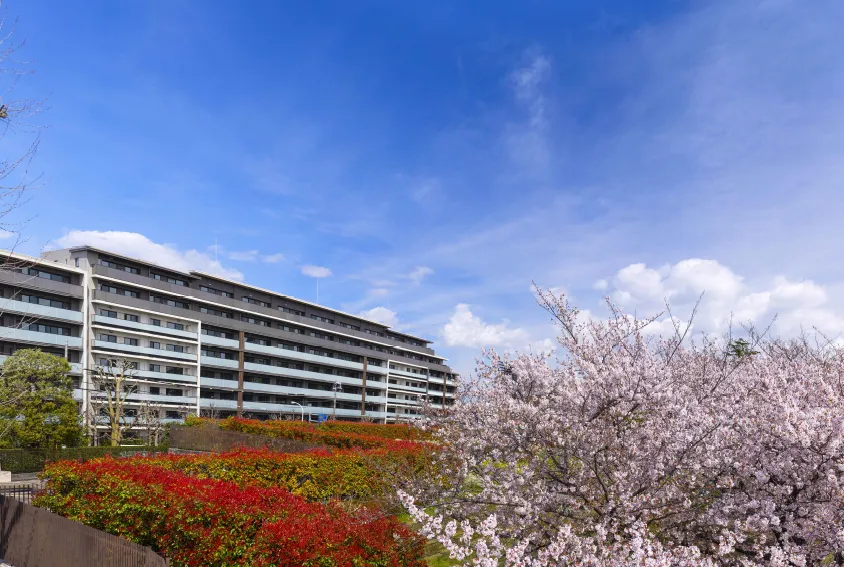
0, 247, 457, 441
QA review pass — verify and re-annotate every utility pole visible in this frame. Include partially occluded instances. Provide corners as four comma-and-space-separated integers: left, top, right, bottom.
332, 381, 341, 419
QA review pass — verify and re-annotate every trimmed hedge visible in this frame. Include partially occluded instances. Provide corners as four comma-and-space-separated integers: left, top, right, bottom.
110, 446, 433, 502
0, 445, 166, 473
191, 417, 430, 450
36, 458, 425, 567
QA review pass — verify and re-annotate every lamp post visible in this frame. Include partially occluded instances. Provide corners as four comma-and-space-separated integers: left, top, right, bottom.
290, 401, 304, 422
332, 381, 342, 420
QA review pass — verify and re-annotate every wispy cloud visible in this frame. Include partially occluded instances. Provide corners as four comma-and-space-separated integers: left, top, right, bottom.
301, 265, 332, 278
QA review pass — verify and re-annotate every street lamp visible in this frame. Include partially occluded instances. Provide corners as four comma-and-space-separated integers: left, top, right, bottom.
290, 401, 304, 422
332, 381, 342, 420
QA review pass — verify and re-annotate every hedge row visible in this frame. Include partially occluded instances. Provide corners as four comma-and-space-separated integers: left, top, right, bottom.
201, 417, 429, 450
110, 446, 433, 502
36, 458, 425, 567
0, 445, 166, 473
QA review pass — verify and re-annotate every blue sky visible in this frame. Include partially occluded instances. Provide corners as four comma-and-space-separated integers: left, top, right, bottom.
5, 0, 844, 375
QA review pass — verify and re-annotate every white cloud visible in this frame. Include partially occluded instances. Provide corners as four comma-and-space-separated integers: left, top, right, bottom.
407, 266, 434, 285
369, 287, 390, 298
262, 253, 285, 263
605, 259, 844, 338
359, 306, 398, 327
54, 230, 244, 280
443, 303, 530, 348
593, 279, 608, 291
301, 265, 332, 278
227, 250, 259, 262
0, 230, 16, 240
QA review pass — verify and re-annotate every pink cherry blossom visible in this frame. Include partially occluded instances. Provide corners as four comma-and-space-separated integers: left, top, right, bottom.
401, 289, 844, 566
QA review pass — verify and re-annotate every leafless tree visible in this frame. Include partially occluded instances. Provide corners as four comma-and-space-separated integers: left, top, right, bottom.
0, 2, 46, 244
200, 403, 221, 420
87, 359, 137, 446
136, 400, 164, 446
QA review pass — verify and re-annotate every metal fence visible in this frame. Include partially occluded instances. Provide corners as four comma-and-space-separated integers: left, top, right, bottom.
0, 494, 168, 567
0, 483, 41, 505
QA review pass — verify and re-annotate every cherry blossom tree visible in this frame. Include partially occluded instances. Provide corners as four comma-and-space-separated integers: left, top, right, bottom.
400, 289, 844, 566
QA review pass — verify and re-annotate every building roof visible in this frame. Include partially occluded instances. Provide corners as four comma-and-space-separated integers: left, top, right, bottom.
43, 246, 434, 346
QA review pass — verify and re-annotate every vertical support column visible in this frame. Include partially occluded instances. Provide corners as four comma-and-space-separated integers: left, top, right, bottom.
361, 357, 367, 419
237, 330, 245, 418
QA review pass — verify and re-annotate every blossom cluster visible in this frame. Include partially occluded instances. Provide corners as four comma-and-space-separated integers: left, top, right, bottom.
404, 290, 844, 566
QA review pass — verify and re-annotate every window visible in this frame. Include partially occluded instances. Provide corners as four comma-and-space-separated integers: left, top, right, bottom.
279, 323, 304, 334
199, 285, 234, 298
149, 386, 160, 395
149, 364, 162, 372
100, 259, 119, 270
364, 329, 384, 337
338, 322, 360, 331
165, 410, 182, 419
165, 366, 184, 375
166, 322, 185, 331
166, 388, 183, 396
279, 306, 305, 317
123, 313, 139, 322
149, 341, 161, 349
98, 285, 139, 298
311, 314, 335, 324
242, 296, 271, 308
98, 333, 117, 343
99, 309, 118, 318
200, 306, 232, 318
99, 358, 116, 367
123, 337, 138, 346
242, 315, 268, 327
20, 294, 71, 309
201, 349, 235, 360
27, 267, 70, 284
246, 337, 270, 346
150, 295, 189, 309
151, 273, 187, 287
202, 328, 233, 339
150, 318, 161, 326
166, 344, 184, 353
74, 257, 80, 267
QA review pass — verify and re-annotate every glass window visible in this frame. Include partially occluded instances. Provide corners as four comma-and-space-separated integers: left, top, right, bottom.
123, 313, 139, 322
149, 386, 160, 395
150, 318, 161, 326
149, 364, 162, 372
99, 334, 117, 343
166, 344, 185, 353
99, 309, 118, 318
123, 337, 138, 346
149, 341, 161, 349
165, 366, 184, 375
166, 322, 185, 331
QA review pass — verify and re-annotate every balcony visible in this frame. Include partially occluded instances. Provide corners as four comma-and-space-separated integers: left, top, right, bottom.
0, 327, 83, 349
387, 382, 427, 394
0, 297, 83, 324
387, 367, 429, 380
93, 340, 197, 362
242, 361, 387, 390
199, 334, 239, 349
91, 392, 197, 406
93, 315, 197, 340
198, 394, 387, 419
244, 341, 387, 374
200, 355, 239, 369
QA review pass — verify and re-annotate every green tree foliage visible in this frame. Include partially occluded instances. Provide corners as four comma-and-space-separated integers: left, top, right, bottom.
0, 349, 83, 449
